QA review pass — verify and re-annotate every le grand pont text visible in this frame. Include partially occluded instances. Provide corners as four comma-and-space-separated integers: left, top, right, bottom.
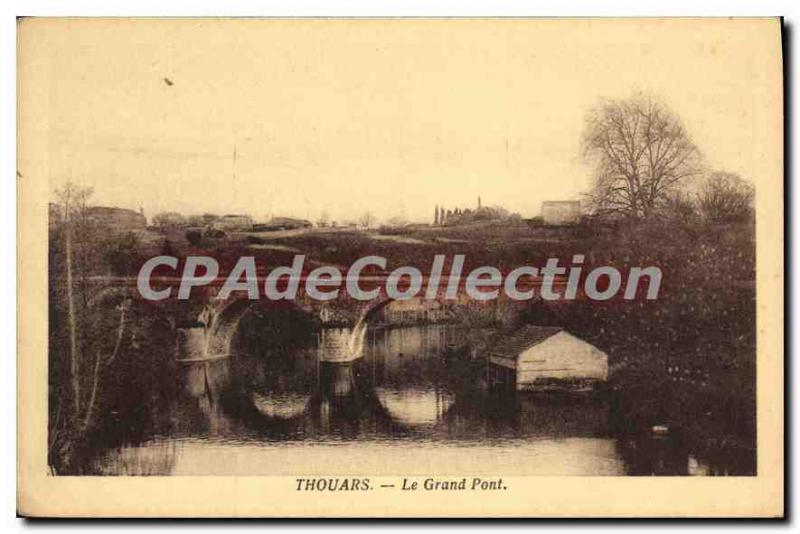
295, 477, 507, 492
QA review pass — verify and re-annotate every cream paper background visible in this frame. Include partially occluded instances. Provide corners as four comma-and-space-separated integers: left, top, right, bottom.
17, 17, 783, 517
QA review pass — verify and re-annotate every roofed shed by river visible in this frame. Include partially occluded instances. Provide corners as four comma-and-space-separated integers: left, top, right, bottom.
488, 326, 608, 391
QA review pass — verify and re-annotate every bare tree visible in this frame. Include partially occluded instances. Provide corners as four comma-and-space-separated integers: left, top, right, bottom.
54, 182, 94, 420
359, 211, 375, 229
697, 172, 754, 224
50, 182, 134, 471
581, 92, 702, 219
661, 190, 699, 227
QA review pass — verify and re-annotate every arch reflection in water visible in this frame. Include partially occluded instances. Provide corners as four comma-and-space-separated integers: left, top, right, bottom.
251, 391, 311, 420
94, 324, 712, 476
373, 387, 455, 428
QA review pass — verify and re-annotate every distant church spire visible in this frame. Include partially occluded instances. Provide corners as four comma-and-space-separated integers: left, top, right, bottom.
478, 196, 482, 210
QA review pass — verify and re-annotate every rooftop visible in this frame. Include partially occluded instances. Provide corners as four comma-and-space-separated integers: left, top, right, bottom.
542, 200, 581, 206
86, 206, 142, 215
491, 325, 564, 356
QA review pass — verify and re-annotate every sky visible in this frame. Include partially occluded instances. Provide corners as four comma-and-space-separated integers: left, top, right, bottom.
28, 18, 778, 223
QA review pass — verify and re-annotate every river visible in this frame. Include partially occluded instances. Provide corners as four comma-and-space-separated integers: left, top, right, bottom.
89, 324, 733, 476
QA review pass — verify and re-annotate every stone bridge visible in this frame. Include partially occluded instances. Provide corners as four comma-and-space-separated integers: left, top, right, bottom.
82, 273, 567, 365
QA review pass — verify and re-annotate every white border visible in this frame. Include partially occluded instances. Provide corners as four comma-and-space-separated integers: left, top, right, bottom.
5, 2, 794, 532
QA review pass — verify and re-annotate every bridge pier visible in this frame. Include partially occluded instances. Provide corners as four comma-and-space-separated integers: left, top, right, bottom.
317, 327, 364, 363
176, 326, 210, 361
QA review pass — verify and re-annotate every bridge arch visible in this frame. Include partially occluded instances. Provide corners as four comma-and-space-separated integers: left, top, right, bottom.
347, 296, 395, 362
187, 295, 318, 361
177, 292, 471, 363
192, 293, 400, 364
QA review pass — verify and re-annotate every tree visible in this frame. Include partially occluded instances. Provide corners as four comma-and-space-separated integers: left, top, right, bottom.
697, 172, 754, 224
54, 183, 94, 420
581, 92, 702, 219
660, 191, 700, 228
50, 182, 135, 472
359, 211, 375, 229
152, 211, 186, 227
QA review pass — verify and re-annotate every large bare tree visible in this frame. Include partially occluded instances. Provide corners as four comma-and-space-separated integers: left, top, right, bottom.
581, 92, 702, 219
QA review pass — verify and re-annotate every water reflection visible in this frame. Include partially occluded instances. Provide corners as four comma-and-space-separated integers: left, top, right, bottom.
93, 324, 720, 476
374, 387, 455, 428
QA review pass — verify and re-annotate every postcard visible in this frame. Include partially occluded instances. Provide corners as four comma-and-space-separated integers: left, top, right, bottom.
17, 17, 784, 517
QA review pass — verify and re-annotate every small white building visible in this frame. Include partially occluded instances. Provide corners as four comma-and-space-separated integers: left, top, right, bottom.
488, 326, 608, 391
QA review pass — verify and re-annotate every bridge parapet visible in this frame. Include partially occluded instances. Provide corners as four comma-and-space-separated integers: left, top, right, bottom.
81, 274, 542, 364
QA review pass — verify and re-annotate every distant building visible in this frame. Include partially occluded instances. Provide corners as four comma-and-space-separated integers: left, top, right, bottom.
488, 326, 608, 391
187, 213, 220, 227
152, 211, 187, 228
85, 206, 147, 231
252, 217, 311, 232
215, 214, 254, 231
541, 201, 581, 226
379, 299, 449, 325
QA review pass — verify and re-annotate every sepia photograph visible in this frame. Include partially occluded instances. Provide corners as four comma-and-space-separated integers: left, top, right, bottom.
16, 16, 783, 518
